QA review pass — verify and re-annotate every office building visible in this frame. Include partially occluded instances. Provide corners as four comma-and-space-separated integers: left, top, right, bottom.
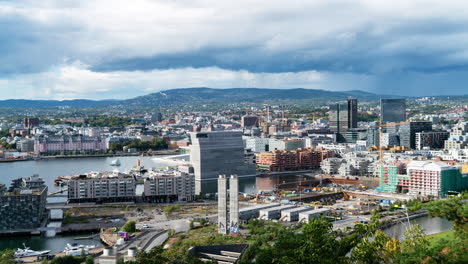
241, 116, 260, 127
190, 131, 255, 194
381, 133, 399, 147
366, 128, 380, 147
24, 117, 40, 129
345, 128, 367, 144
380, 99, 406, 123
67, 172, 136, 203
415, 131, 450, 150
0, 175, 48, 231
329, 99, 358, 142
143, 171, 195, 202
245, 137, 269, 152
398, 122, 433, 149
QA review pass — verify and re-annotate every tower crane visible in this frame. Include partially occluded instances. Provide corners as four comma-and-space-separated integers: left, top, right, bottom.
369, 121, 410, 166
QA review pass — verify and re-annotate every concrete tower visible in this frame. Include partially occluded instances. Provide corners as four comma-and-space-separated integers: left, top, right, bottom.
217, 174, 239, 235
229, 175, 239, 233
217, 175, 228, 234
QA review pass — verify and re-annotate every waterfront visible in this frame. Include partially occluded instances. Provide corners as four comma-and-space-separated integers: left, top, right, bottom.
0, 232, 103, 253
0, 156, 175, 192
383, 216, 452, 240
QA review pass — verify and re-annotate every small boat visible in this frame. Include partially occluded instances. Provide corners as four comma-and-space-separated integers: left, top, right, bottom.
63, 243, 97, 256
110, 159, 121, 166
14, 244, 51, 258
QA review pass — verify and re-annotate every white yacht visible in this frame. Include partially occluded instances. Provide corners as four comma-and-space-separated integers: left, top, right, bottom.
63, 243, 96, 256
14, 244, 50, 258
110, 159, 121, 166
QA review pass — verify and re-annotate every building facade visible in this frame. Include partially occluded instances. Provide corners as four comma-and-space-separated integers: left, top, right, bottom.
398, 122, 433, 149
380, 161, 467, 197
24, 117, 40, 129
380, 99, 406, 123
329, 99, 358, 142
0, 175, 48, 231
143, 171, 195, 202
415, 131, 450, 150
241, 116, 260, 127
67, 172, 136, 203
34, 136, 108, 155
190, 131, 255, 194
256, 148, 333, 172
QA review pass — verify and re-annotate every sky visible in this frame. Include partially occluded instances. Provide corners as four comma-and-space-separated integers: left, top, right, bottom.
1, 0, 468, 100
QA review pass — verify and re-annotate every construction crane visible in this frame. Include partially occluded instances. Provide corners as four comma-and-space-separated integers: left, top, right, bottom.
369, 121, 409, 166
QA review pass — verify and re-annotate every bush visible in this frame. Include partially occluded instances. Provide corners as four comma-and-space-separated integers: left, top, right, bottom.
121, 220, 137, 233
163, 204, 181, 213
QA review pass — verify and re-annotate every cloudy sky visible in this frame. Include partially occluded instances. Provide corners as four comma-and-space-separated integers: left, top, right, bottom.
1, 0, 468, 100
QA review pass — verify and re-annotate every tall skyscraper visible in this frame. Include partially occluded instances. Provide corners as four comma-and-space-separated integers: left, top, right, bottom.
380, 99, 406, 123
190, 131, 255, 194
329, 99, 358, 142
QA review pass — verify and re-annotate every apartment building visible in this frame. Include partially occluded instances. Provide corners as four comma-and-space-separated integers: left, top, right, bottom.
0, 175, 48, 231
415, 131, 450, 150
256, 148, 333, 172
380, 161, 467, 197
143, 171, 195, 202
67, 172, 136, 203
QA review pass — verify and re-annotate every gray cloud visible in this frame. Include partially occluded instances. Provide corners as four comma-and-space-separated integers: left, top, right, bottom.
1, 0, 468, 98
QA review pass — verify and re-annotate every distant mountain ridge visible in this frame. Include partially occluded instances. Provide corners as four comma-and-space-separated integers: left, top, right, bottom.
120, 87, 397, 107
0, 99, 116, 108
0, 88, 401, 108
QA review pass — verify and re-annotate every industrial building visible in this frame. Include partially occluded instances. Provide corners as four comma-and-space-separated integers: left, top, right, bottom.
280, 206, 317, 222
238, 203, 279, 220
67, 171, 136, 203
0, 175, 48, 231
259, 205, 296, 220
143, 171, 195, 202
190, 131, 255, 194
380, 161, 468, 197
298, 208, 332, 223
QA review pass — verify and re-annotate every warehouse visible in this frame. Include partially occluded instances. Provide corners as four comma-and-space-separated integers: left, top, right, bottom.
298, 208, 332, 223
259, 205, 297, 220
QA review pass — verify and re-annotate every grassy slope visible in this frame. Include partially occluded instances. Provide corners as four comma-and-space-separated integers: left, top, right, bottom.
425, 230, 456, 247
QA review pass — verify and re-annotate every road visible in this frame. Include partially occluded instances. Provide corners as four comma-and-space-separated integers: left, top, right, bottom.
136, 219, 191, 251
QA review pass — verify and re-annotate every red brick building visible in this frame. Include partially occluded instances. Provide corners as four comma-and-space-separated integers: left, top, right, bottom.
256, 148, 334, 171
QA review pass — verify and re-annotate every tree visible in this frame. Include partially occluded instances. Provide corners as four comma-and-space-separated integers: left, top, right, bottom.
50, 256, 85, 264
424, 195, 468, 238
122, 220, 137, 233
85, 256, 94, 264
0, 249, 15, 264
255, 218, 349, 264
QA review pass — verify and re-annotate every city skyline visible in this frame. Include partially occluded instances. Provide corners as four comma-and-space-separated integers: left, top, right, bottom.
2, 1, 468, 100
